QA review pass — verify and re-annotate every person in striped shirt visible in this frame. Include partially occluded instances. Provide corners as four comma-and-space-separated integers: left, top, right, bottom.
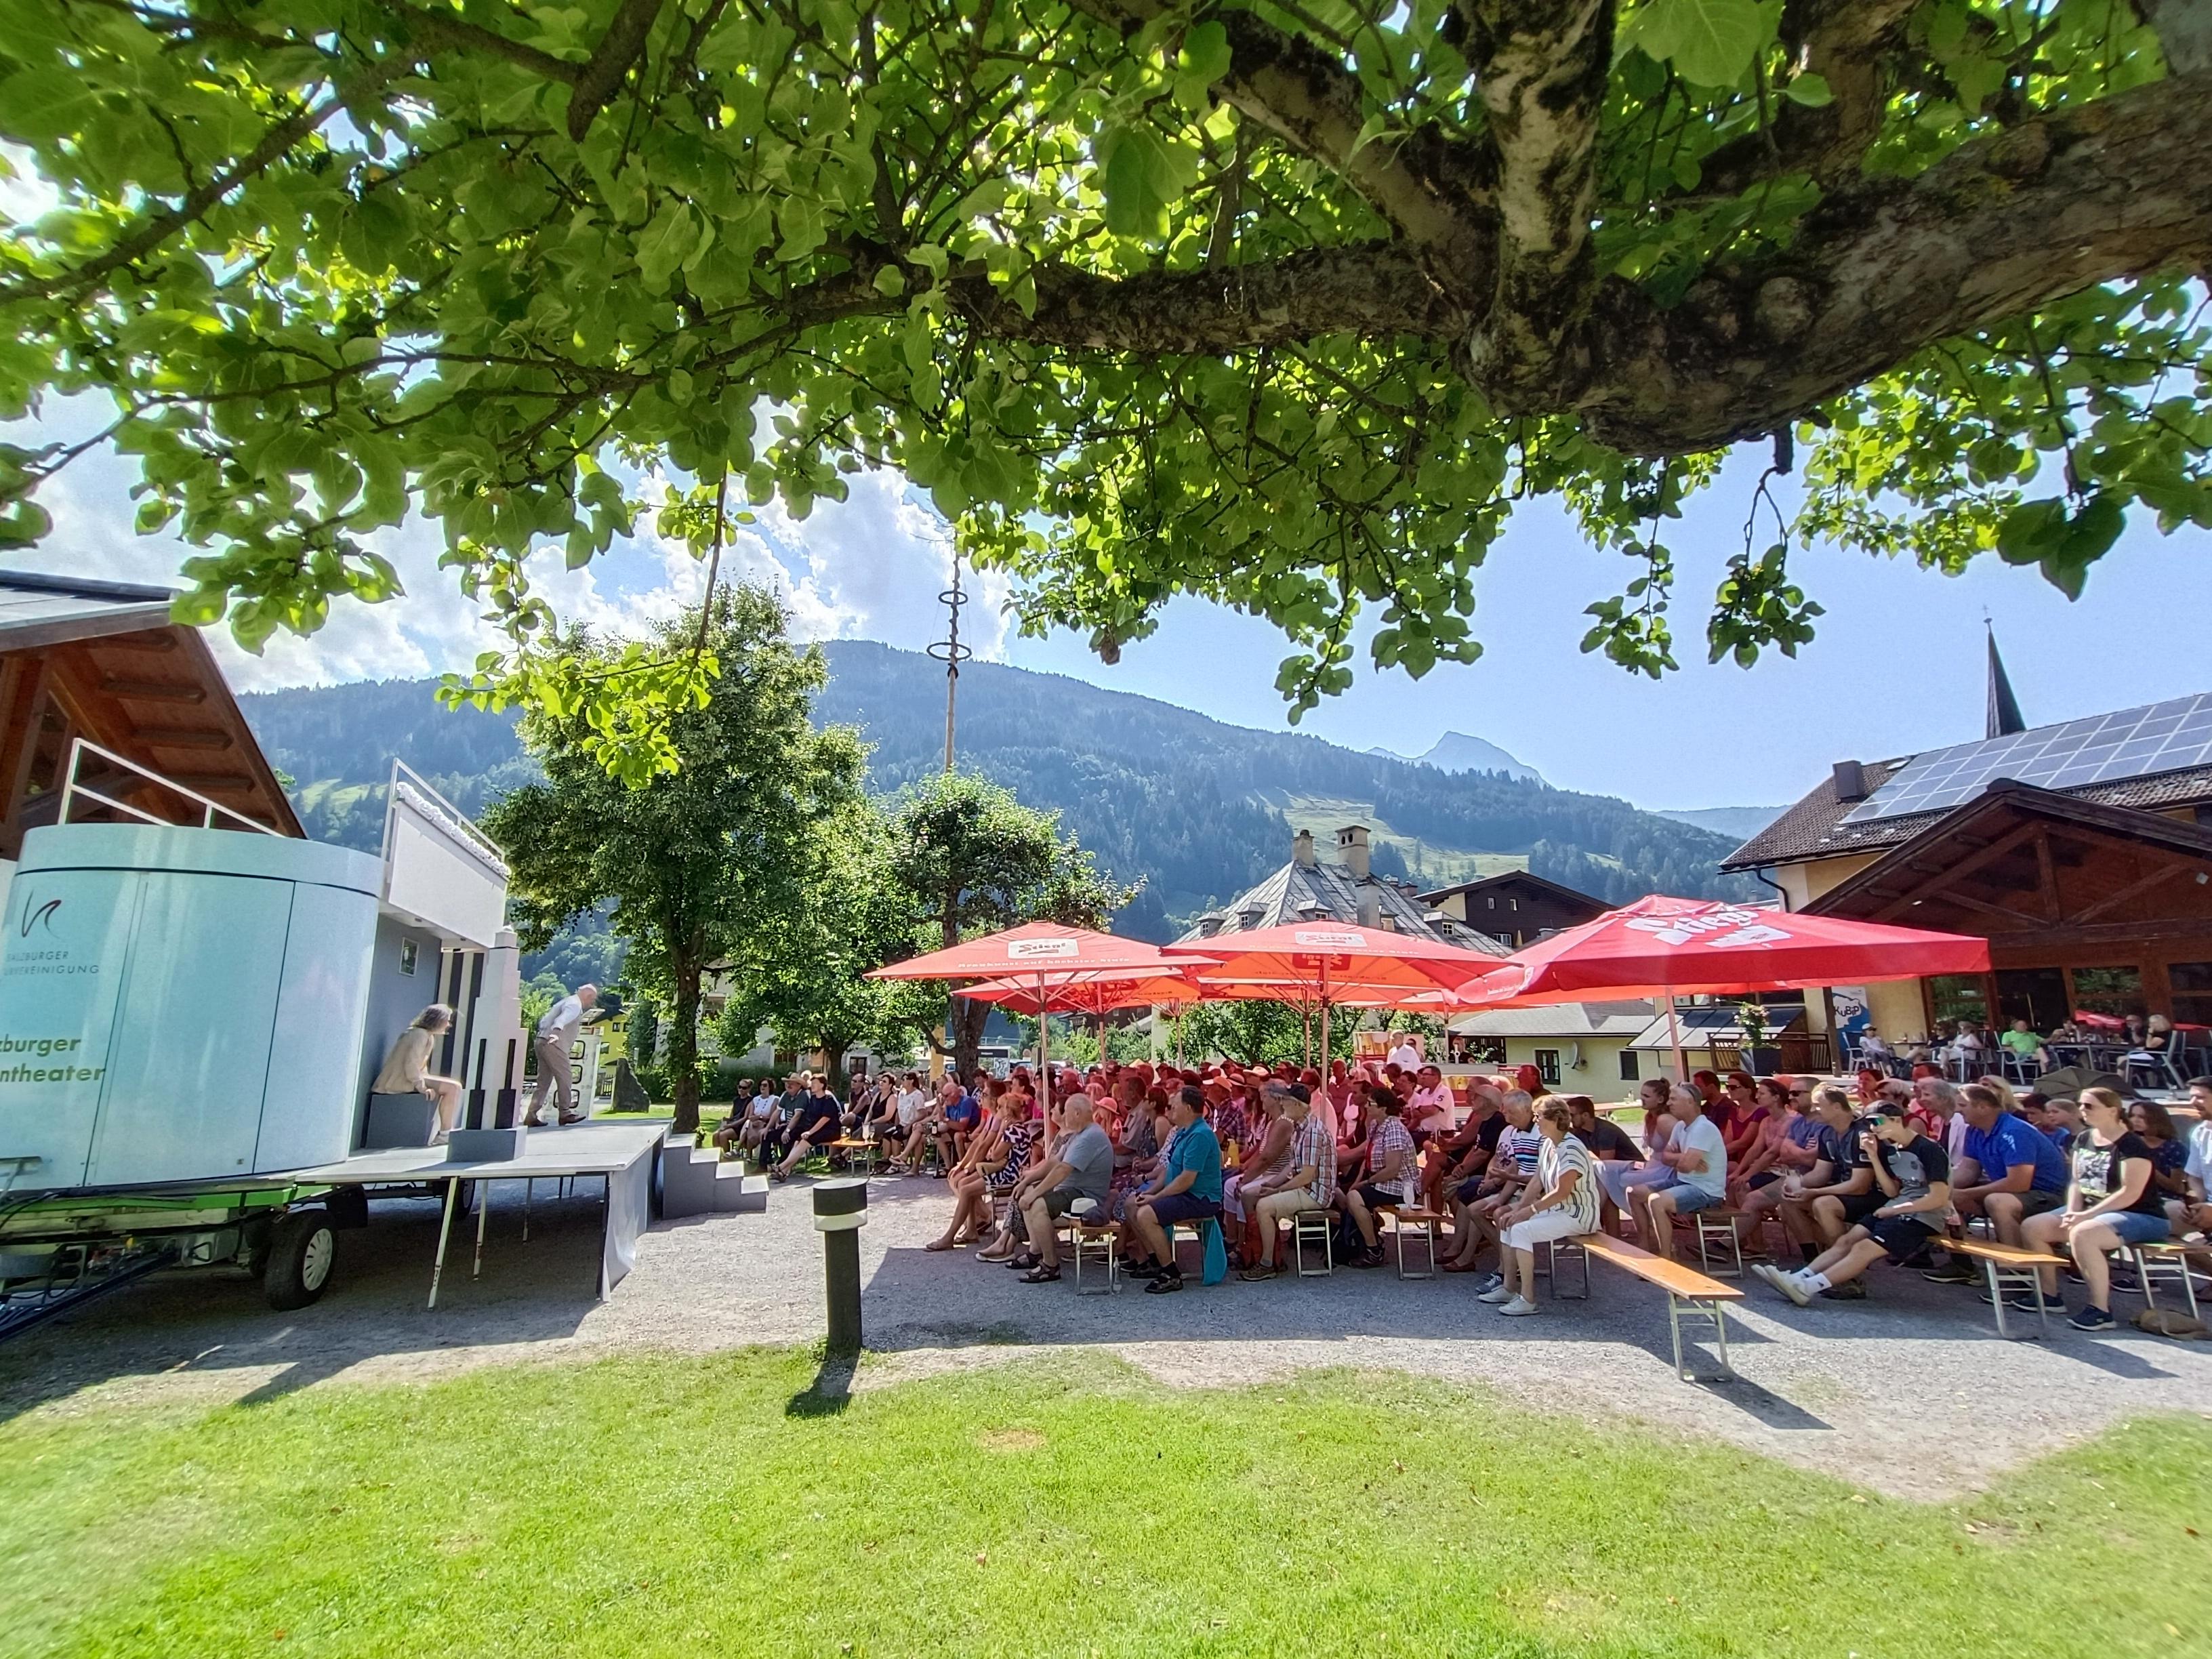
1483, 1097, 1602, 1316
1443, 1090, 1540, 1275
1238, 1088, 1340, 1280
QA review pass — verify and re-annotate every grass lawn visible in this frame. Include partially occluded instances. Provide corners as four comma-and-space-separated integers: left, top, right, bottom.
1, 1348, 2205, 1658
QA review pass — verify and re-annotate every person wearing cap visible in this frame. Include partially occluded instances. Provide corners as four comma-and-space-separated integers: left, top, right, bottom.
1238, 1088, 1338, 1279
1126, 1085, 1225, 1294
1753, 1103, 1951, 1306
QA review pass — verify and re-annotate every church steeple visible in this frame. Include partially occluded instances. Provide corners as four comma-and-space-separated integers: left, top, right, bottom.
1986, 623, 2025, 738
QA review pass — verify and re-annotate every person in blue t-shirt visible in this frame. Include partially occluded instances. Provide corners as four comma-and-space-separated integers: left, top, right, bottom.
1126, 1085, 1224, 1295
1919, 1085, 2072, 1278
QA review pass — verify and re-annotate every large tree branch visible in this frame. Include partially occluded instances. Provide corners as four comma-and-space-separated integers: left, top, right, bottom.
1458, 0, 1614, 394
1574, 69, 2212, 452
566, 0, 670, 140
939, 243, 1462, 352
1065, 0, 1495, 268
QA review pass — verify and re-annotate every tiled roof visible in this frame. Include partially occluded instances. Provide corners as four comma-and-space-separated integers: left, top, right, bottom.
1448, 1000, 1656, 1038
1721, 755, 2212, 871
1177, 854, 1512, 956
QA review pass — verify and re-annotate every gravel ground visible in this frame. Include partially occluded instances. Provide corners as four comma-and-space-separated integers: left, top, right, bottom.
3, 1168, 2207, 1500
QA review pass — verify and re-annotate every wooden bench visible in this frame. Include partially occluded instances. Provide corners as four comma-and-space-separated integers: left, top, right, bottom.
1940, 1236, 2065, 1339
829, 1138, 880, 1176
1582, 1233, 1744, 1380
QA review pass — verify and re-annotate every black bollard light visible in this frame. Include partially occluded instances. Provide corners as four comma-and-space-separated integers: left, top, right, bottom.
812, 1179, 868, 1354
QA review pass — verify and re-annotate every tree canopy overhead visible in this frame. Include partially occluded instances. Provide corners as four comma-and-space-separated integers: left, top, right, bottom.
3, 0, 2208, 757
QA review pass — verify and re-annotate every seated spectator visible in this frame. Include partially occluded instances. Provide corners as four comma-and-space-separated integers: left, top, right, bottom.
1223, 1086, 1295, 1265
1627, 1084, 1729, 1261
1010, 1096, 1115, 1284
2129, 1100, 2192, 1206
1421, 1084, 1504, 1212
1753, 1104, 1951, 1306
771, 1073, 846, 1181
1482, 1098, 1601, 1316
989, 1097, 1069, 1265
2039, 1093, 2083, 1154
1774, 1085, 1878, 1265
2021, 1086, 2171, 1330
1910, 1077, 1964, 1159
1339, 1089, 1418, 1269
1999, 1017, 2052, 1073
1126, 1086, 1226, 1294
1593, 1078, 1680, 1226
1565, 1095, 1639, 1166
1728, 1078, 1820, 1250
1443, 1090, 1538, 1273
1717, 1072, 1765, 1164
716, 1078, 779, 1159
1238, 1088, 1338, 1280
2178, 1077, 2212, 1242
1406, 1065, 1456, 1140
1851, 1065, 1886, 1106
1921, 1082, 2069, 1271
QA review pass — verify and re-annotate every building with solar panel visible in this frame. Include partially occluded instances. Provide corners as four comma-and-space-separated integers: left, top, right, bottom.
1722, 656, 2212, 1070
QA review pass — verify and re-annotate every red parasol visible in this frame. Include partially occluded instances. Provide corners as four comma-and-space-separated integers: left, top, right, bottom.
1457, 895, 1991, 1078
1165, 920, 1501, 1063
962, 968, 1202, 1017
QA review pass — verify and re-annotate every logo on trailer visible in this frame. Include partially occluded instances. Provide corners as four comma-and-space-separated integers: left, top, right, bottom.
16, 889, 60, 939
1007, 938, 1080, 960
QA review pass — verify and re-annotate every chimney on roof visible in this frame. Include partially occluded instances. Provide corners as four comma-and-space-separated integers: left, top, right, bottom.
1338, 824, 1371, 881
1357, 889, 1381, 928
1292, 828, 1315, 867
1832, 760, 1868, 802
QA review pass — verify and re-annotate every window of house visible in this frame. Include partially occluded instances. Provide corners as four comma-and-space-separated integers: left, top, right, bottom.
2169, 961, 2212, 1028
1458, 1037, 1505, 1065
1532, 1048, 1561, 1085
398, 939, 419, 976
1926, 974, 1989, 1028
2068, 965, 2145, 1019
1486, 896, 1496, 909
1509, 897, 1518, 911
1618, 1048, 1639, 1081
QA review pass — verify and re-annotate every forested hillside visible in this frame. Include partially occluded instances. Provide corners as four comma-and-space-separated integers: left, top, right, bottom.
241, 641, 1755, 944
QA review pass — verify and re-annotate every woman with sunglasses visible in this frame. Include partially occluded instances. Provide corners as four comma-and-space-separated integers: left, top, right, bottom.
2020, 1086, 2169, 1330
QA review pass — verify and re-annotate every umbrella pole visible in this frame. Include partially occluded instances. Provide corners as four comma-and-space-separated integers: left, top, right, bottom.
1038, 969, 1052, 1119
1319, 960, 1332, 1070
1666, 984, 1686, 1086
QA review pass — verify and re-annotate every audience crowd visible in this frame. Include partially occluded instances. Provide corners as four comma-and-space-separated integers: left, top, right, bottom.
722, 1052, 2212, 1323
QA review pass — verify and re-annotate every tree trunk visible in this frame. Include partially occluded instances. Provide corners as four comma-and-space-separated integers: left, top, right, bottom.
950, 996, 990, 1079
668, 956, 703, 1136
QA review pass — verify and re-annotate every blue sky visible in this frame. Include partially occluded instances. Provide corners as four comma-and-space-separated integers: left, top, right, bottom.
13, 404, 2206, 813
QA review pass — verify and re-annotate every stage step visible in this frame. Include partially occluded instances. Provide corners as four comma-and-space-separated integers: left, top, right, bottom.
714, 1166, 769, 1213
659, 1134, 768, 1218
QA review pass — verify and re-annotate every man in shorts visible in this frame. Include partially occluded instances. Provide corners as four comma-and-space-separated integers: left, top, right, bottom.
1776, 1085, 1877, 1265
1629, 1084, 1729, 1261
1923, 1082, 2069, 1272
1753, 1105, 1951, 1306
1011, 1095, 1114, 1283
1127, 1086, 1225, 1294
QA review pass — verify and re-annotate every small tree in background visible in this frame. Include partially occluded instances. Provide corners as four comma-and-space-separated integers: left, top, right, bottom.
485, 584, 856, 1136
888, 771, 1136, 1078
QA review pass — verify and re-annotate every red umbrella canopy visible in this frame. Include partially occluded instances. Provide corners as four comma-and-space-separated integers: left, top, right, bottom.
867, 922, 1172, 982
1462, 895, 1992, 1005
1165, 920, 1498, 999
962, 968, 1202, 1017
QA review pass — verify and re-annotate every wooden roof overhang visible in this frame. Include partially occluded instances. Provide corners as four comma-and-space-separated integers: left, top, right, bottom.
1801, 781, 2212, 958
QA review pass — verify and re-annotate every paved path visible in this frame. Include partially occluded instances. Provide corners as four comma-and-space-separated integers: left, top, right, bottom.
3, 1168, 2207, 1499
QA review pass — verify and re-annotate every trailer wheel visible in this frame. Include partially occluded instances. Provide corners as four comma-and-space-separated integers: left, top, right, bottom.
264, 1210, 337, 1310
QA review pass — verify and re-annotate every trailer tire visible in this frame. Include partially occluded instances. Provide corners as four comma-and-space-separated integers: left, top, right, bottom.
264, 1210, 337, 1310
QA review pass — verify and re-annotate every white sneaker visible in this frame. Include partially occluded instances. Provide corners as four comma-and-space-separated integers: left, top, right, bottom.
1498, 1296, 1539, 1316
1476, 1285, 1515, 1305
1750, 1262, 1783, 1292
1774, 1271, 1814, 1308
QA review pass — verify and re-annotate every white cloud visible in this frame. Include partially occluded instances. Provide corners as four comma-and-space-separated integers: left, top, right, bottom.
7, 421, 1010, 690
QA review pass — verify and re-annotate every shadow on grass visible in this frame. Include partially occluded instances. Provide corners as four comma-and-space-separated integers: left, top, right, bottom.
785, 1350, 857, 1418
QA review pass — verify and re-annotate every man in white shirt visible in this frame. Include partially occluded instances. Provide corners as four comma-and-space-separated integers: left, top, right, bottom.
1629, 1084, 1728, 1261
525, 983, 598, 1126
1385, 1031, 1423, 1072
1406, 1065, 1456, 1139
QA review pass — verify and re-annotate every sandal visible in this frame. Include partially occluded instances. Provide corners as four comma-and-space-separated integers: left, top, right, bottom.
1019, 1265, 1061, 1284
924, 1238, 959, 1252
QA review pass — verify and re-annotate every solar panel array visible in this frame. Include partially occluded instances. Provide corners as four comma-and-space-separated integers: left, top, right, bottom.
1841, 693, 2212, 825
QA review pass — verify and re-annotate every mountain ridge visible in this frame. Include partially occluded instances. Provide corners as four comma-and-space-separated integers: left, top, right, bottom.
238, 640, 1758, 943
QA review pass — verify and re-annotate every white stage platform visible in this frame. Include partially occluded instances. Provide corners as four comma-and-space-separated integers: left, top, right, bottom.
297, 1118, 670, 1308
